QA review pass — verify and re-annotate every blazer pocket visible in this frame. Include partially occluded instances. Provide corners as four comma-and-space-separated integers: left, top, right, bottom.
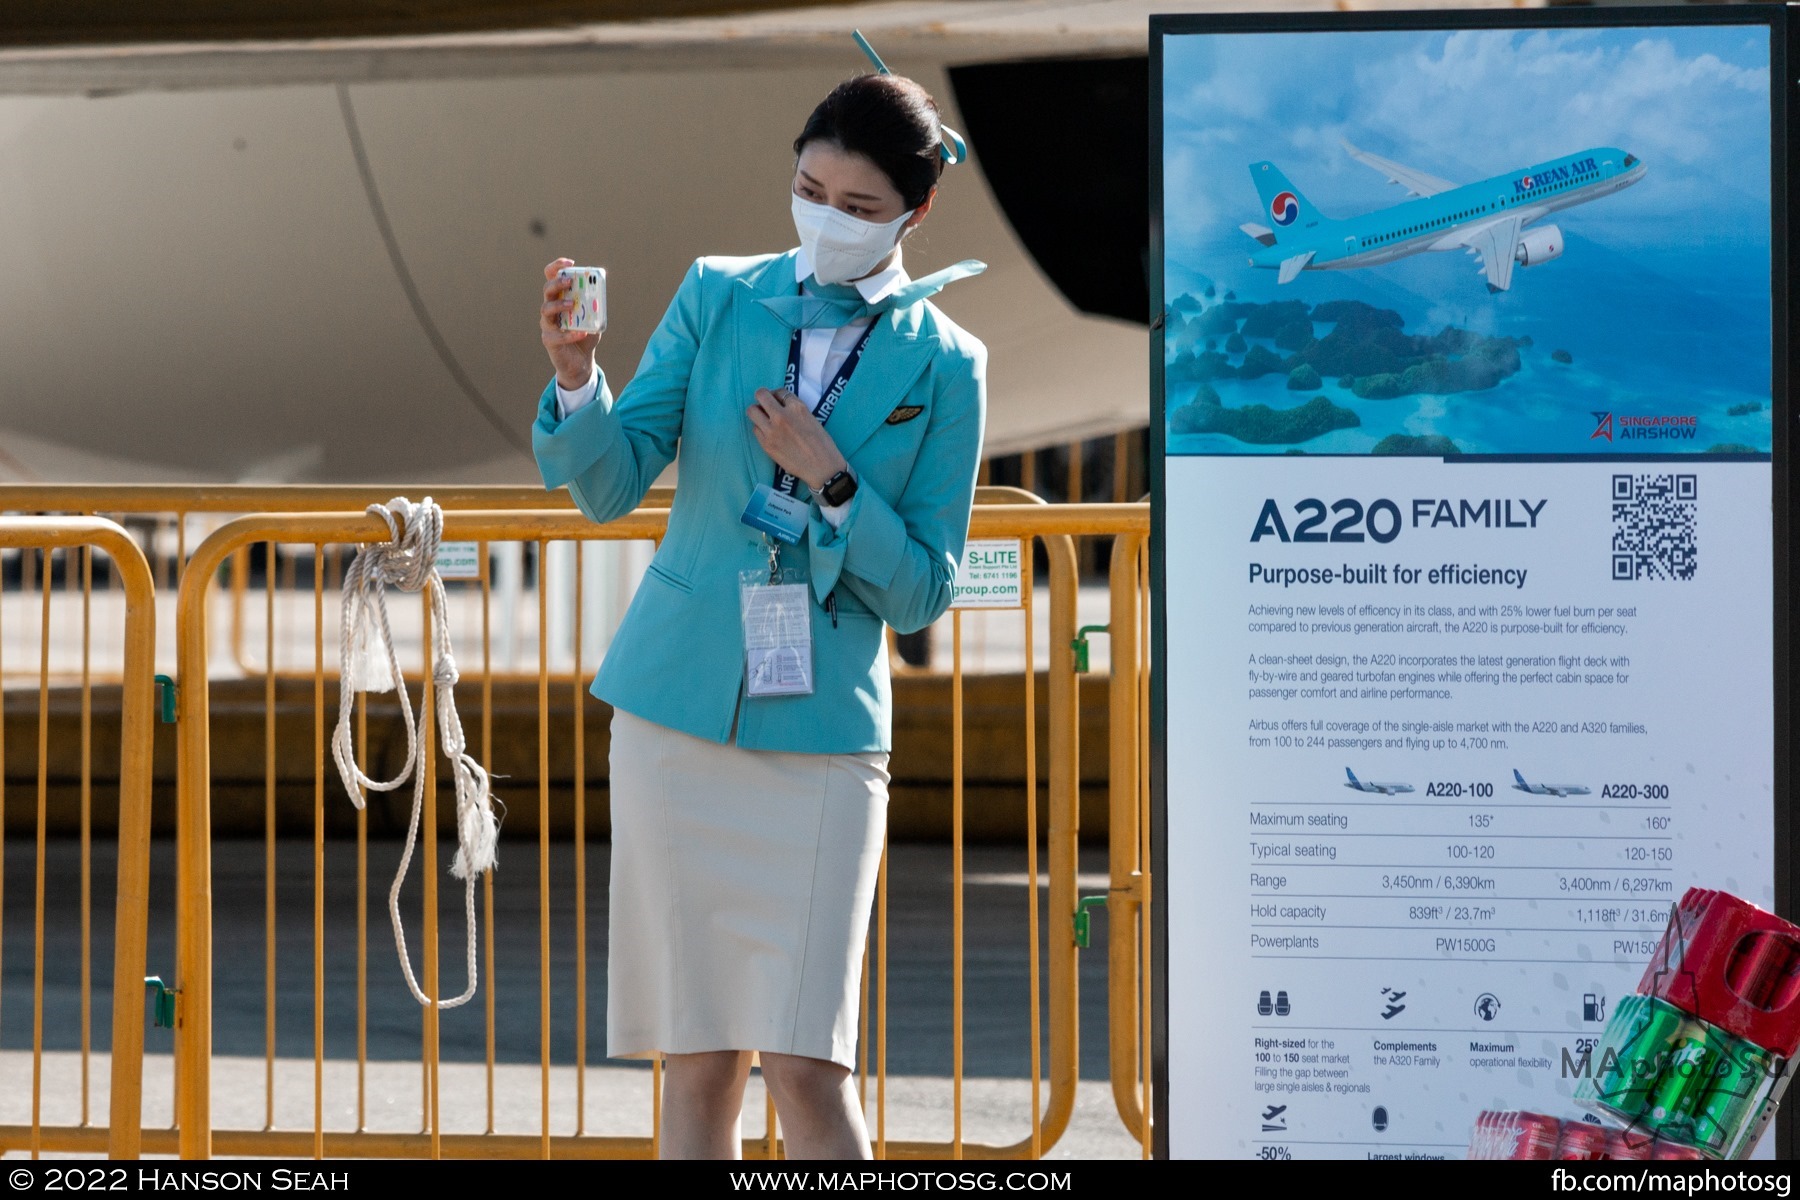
644, 560, 694, 595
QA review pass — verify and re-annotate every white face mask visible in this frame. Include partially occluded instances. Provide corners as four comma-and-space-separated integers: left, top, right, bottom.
791, 193, 914, 285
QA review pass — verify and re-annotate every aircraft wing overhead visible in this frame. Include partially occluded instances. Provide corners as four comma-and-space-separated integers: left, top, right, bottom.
1341, 139, 1456, 198
1466, 216, 1522, 293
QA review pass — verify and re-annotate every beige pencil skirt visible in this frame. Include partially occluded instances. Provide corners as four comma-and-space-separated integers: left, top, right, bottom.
606, 707, 890, 1070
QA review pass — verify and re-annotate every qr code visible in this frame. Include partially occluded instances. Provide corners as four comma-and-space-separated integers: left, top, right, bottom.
1612, 473, 1696, 581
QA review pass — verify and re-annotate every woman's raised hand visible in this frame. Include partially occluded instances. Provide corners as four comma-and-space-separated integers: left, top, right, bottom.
747, 387, 850, 493
541, 258, 599, 391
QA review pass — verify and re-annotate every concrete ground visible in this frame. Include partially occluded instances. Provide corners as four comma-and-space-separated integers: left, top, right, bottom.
0, 838, 1141, 1159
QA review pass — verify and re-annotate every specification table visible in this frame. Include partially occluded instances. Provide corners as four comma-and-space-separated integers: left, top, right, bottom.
1164, 457, 1776, 1159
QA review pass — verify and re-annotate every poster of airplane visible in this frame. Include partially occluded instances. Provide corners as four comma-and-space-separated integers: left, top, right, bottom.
1242, 141, 1646, 293
1161, 24, 1772, 457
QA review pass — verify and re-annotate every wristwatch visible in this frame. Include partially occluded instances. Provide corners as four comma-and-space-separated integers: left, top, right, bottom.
818, 469, 859, 507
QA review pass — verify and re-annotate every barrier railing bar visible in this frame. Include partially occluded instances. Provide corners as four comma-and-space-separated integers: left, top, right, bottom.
952, 610, 964, 1161
80, 545, 94, 1129
313, 545, 327, 1161
1107, 533, 1147, 1141
6, 1124, 1166, 1160
156, 518, 171, 596
1138, 539, 1153, 1159
33, 549, 52, 1160
1040, 532, 1080, 1156
1024, 549, 1042, 1161
651, 1055, 662, 1160
263, 547, 278, 1133
536, 539, 551, 1159
0, 544, 6, 1154
574, 542, 589, 1137
480, 542, 497, 1138
0, 486, 591, 514
357, 693, 369, 1135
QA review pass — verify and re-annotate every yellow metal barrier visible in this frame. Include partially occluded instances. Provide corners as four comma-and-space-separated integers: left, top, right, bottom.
0, 486, 1151, 1159
0, 518, 157, 1160
165, 501, 1147, 1160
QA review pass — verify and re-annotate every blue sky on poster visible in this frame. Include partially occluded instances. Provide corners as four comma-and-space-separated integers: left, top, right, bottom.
1162, 25, 1771, 269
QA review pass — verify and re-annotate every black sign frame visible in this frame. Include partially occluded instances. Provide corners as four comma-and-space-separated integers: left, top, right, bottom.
1148, 3, 1793, 1160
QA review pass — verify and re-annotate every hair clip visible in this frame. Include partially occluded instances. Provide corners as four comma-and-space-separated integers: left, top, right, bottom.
852, 29, 967, 166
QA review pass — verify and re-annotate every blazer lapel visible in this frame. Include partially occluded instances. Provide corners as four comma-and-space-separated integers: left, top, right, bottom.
824, 312, 934, 463
731, 253, 802, 487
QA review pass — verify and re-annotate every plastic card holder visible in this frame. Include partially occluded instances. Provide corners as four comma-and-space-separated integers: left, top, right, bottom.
740, 568, 814, 697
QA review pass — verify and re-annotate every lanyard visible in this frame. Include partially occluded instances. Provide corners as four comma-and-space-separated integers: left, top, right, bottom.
771, 319, 877, 496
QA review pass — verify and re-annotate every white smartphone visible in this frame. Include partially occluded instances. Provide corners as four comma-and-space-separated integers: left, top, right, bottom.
557, 266, 607, 334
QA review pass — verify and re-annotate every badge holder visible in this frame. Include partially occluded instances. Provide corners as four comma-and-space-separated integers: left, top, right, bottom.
740, 541, 814, 697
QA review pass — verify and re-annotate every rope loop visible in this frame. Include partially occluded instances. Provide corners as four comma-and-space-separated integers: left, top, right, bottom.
329, 496, 498, 1010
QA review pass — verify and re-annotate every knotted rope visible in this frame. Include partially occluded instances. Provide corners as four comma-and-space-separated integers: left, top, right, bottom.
329, 496, 500, 1008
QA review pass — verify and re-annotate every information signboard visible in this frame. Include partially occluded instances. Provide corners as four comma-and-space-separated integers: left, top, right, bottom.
1151, 6, 1791, 1159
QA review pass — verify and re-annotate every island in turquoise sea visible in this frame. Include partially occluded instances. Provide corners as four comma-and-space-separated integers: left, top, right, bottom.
1164, 296, 1525, 449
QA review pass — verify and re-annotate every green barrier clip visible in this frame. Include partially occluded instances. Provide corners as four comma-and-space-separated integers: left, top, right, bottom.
1072, 625, 1109, 674
145, 976, 177, 1029
1074, 895, 1109, 948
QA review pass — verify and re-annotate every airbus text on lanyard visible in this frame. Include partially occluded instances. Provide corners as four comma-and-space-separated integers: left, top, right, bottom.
736, 316, 877, 697
740, 320, 877, 546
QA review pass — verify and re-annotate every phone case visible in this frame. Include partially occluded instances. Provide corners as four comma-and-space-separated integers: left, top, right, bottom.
558, 266, 607, 334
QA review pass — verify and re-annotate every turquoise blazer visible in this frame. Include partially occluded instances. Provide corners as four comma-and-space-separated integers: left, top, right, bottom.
533, 250, 987, 753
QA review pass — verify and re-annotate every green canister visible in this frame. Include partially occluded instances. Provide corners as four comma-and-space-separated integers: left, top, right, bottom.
1644, 1021, 1717, 1140
1690, 1033, 1779, 1158
1577, 994, 1686, 1121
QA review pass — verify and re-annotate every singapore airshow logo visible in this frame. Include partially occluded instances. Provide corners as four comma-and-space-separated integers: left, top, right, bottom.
1270, 190, 1300, 226
1589, 411, 1698, 443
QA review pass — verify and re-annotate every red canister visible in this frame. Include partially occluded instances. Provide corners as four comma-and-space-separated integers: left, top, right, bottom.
1555, 1121, 1608, 1160
1603, 1126, 1654, 1160
1469, 1111, 1562, 1159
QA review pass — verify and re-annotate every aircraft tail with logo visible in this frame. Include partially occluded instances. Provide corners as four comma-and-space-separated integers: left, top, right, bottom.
1242, 162, 1324, 282
1245, 162, 1318, 244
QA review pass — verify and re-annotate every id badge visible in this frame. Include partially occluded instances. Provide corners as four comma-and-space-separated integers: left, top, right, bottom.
740, 484, 811, 546
740, 568, 814, 697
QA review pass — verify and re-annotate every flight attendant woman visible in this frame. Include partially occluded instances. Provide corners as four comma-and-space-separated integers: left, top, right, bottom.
532, 69, 985, 1159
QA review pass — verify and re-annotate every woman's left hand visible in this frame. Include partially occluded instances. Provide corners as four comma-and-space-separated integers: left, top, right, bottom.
747, 388, 850, 491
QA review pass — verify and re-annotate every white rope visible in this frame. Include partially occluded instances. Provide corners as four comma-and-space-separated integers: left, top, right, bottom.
329, 496, 500, 1009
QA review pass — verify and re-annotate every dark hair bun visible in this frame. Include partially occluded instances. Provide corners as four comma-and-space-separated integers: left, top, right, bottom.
793, 74, 946, 210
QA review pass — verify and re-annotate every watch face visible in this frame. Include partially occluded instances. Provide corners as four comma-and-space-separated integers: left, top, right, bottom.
823, 471, 857, 506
